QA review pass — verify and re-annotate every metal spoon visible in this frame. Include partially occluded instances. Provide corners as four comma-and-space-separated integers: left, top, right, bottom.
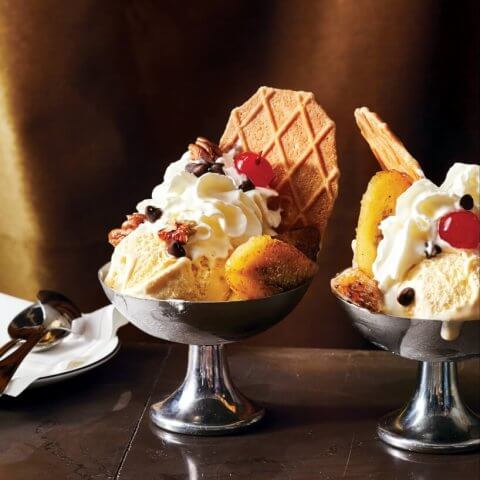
0, 290, 81, 394
0, 290, 80, 356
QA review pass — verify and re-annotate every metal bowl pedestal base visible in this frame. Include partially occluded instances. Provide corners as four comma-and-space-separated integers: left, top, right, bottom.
150, 345, 264, 435
378, 361, 480, 453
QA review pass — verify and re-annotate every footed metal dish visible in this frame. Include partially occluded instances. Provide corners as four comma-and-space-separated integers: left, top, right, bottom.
99, 263, 310, 435
336, 293, 480, 453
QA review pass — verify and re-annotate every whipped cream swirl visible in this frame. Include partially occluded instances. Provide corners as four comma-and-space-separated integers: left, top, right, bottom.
136, 148, 281, 260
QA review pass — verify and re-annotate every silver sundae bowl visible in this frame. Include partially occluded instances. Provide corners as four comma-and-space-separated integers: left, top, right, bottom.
99, 262, 310, 435
335, 292, 480, 453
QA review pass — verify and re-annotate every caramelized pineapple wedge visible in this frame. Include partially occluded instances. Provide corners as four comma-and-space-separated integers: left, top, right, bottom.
354, 170, 413, 276
225, 235, 318, 299
331, 267, 383, 312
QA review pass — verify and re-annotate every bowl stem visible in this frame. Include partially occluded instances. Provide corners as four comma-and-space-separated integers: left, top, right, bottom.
378, 360, 480, 453
150, 344, 264, 435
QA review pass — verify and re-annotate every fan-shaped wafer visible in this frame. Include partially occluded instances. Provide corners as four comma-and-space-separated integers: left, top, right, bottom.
354, 107, 424, 180
220, 86, 339, 236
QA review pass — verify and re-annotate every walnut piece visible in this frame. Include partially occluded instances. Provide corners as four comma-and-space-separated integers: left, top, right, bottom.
158, 221, 196, 245
108, 213, 147, 247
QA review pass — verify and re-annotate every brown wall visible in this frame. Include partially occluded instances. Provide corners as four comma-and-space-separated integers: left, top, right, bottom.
0, 0, 478, 347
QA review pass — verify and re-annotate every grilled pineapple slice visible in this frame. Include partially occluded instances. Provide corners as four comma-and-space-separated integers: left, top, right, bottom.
225, 235, 318, 299
354, 170, 413, 276
331, 267, 383, 312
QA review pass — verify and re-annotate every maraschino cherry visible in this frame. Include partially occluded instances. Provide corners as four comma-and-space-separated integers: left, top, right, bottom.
234, 151, 274, 188
438, 210, 480, 249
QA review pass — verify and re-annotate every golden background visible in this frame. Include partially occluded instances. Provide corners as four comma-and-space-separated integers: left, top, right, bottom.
0, 0, 478, 347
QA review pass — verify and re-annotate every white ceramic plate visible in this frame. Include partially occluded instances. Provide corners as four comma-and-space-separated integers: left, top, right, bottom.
31, 339, 121, 388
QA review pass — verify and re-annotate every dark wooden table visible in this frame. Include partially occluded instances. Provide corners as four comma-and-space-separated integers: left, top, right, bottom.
1, 344, 479, 479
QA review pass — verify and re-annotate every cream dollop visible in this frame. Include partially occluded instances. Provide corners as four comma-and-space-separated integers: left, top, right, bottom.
136, 148, 281, 260
372, 162, 479, 320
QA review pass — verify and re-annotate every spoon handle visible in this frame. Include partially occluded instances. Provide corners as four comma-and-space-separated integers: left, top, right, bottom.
0, 339, 21, 358
0, 329, 44, 394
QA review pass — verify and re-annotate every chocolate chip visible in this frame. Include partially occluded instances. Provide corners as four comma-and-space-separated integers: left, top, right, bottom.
145, 205, 162, 223
460, 194, 474, 211
239, 179, 254, 192
167, 241, 186, 258
185, 162, 209, 177
208, 163, 224, 175
424, 241, 442, 259
397, 287, 415, 306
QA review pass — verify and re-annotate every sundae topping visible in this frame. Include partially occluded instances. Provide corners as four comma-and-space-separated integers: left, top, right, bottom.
234, 151, 274, 188
460, 194, 474, 210
167, 241, 186, 258
208, 163, 225, 175
108, 229, 128, 247
145, 205, 162, 223
188, 137, 222, 163
424, 242, 442, 259
438, 210, 480, 250
108, 213, 146, 246
372, 163, 480, 291
122, 213, 147, 230
370, 162, 480, 321
106, 87, 336, 303
136, 147, 281, 261
158, 221, 196, 245
239, 179, 254, 192
397, 287, 415, 306
185, 139, 226, 177
185, 161, 209, 177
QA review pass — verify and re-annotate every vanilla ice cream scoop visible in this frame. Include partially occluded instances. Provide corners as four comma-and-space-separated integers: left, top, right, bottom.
105, 229, 230, 301
383, 252, 479, 323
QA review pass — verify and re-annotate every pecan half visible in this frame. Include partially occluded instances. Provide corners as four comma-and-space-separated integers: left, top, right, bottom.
188, 137, 222, 163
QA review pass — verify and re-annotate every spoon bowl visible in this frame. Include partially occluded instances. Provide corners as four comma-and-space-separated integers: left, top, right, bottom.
7, 290, 81, 352
0, 291, 81, 394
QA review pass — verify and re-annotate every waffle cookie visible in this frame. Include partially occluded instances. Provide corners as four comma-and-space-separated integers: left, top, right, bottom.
220, 86, 339, 236
354, 107, 424, 180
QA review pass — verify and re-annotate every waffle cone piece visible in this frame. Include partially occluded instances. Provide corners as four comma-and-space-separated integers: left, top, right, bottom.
220, 86, 339, 236
354, 107, 424, 180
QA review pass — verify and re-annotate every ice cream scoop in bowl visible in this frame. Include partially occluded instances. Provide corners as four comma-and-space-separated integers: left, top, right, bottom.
99, 262, 310, 435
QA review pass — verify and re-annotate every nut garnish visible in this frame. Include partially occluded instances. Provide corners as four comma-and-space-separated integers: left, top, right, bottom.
158, 221, 196, 245
188, 137, 222, 163
108, 229, 128, 247
108, 213, 147, 246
